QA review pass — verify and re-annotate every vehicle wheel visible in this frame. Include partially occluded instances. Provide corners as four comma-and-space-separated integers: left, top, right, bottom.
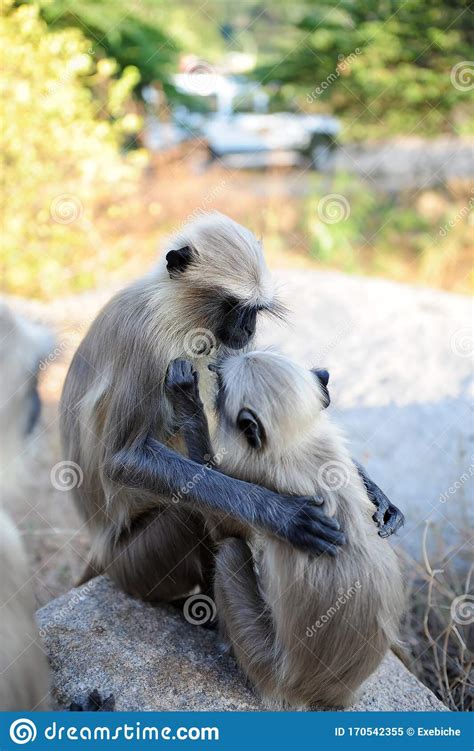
308, 136, 336, 171
207, 146, 220, 163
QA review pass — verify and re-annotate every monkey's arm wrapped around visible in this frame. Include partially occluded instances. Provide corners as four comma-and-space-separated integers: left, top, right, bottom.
353, 461, 404, 537
155, 358, 345, 556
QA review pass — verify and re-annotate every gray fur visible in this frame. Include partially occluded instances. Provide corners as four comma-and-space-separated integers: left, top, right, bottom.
60, 214, 281, 601
0, 303, 51, 710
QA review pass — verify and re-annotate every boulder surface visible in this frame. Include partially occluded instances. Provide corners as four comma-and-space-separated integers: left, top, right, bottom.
37, 577, 447, 712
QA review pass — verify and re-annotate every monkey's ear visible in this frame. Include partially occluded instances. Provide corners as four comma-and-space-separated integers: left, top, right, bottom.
237, 408, 264, 450
312, 368, 329, 386
165, 246, 194, 278
311, 368, 330, 409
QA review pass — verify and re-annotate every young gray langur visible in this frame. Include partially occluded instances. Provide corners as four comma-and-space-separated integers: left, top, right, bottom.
60, 212, 402, 603
166, 353, 404, 708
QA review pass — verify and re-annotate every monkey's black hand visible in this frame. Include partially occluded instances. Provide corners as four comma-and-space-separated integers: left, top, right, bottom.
273, 495, 346, 556
70, 689, 115, 711
165, 358, 215, 464
372, 497, 404, 539
165, 358, 202, 421
354, 461, 404, 538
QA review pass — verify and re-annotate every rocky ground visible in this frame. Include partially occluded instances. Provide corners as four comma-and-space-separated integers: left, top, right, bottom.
37, 577, 447, 712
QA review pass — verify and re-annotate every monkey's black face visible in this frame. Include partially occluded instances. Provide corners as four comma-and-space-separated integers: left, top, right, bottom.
164, 245, 280, 351
215, 296, 258, 350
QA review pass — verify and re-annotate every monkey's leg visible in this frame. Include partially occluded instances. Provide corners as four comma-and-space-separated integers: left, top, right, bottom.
353, 461, 405, 538
214, 539, 278, 696
104, 505, 215, 603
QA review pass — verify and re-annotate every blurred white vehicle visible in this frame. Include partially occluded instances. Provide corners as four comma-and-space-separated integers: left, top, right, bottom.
203, 112, 340, 170
171, 72, 340, 170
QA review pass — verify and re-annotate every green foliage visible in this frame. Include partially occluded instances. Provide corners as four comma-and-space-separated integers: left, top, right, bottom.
257, 0, 473, 137
1, 2, 143, 298
303, 174, 472, 291
307, 176, 429, 265
37, 0, 175, 86
32, 0, 224, 86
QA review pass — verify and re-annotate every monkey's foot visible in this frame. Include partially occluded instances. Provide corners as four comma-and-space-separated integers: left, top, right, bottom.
69, 689, 115, 712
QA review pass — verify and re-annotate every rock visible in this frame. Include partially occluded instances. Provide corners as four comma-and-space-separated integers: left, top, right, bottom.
37, 577, 447, 712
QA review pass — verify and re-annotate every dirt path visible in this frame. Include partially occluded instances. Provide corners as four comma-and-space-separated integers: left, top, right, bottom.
334, 136, 474, 190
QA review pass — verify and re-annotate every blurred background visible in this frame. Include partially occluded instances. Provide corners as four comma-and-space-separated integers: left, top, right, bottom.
2, 0, 473, 298
1, 0, 473, 710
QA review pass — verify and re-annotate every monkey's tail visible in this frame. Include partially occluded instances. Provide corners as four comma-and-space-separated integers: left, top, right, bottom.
75, 559, 103, 587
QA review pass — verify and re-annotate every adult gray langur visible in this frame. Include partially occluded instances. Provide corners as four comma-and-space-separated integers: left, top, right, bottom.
0, 303, 114, 712
60, 213, 402, 603
0, 303, 52, 711
165, 353, 404, 708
